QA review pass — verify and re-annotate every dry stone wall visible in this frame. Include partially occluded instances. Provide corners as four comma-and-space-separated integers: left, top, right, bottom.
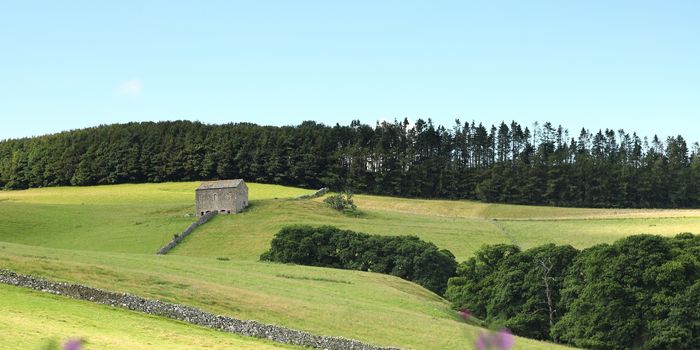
297, 187, 329, 199
156, 211, 217, 255
0, 269, 402, 350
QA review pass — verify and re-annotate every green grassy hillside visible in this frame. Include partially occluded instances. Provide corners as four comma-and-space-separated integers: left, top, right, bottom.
2, 182, 697, 349
172, 193, 700, 261
2, 182, 697, 260
0, 284, 299, 350
0, 242, 569, 350
0, 182, 311, 253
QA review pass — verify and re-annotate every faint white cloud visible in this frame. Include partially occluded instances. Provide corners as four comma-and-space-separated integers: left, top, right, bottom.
116, 79, 143, 97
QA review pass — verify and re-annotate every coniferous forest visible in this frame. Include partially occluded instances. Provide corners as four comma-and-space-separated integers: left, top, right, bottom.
1, 119, 699, 208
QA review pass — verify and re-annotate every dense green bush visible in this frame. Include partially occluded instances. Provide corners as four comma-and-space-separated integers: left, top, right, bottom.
323, 192, 356, 212
446, 233, 700, 349
260, 225, 457, 295
552, 233, 700, 350
446, 243, 577, 340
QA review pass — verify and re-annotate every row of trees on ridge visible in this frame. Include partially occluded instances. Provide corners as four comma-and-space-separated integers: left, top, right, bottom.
1, 119, 699, 208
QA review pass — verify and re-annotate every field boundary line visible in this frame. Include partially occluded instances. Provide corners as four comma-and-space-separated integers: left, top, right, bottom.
156, 211, 218, 255
489, 219, 521, 247
297, 187, 329, 199
0, 268, 402, 350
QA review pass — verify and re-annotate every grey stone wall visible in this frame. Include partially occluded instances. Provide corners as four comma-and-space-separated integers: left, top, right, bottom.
297, 187, 329, 199
156, 211, 217, 255
236, 181, 249, 210
0, 269, 402, 350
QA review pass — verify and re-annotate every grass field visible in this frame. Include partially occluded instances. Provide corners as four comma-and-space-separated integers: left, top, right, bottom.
0, 284, 299, 350
171, 193, 700, 261
0, 182, 311, 254
0, 242, 570, 350
1, 182, 698, 349
353, 194, 700, 219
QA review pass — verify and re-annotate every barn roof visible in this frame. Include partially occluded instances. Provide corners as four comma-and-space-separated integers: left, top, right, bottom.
196, 179, 244, 190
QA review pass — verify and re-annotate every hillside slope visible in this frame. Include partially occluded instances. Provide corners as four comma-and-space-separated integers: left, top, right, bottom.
2, 182, 697, 260
0, 242, 574, 350
172, 193, 700, 261
2, 182, 697, 349
0, 284, 298, 350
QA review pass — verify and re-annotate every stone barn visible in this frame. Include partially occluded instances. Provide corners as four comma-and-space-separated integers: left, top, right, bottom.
195, 179, 248, 216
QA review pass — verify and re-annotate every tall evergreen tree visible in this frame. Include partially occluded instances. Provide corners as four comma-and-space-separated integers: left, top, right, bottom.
1, 119, 698, 209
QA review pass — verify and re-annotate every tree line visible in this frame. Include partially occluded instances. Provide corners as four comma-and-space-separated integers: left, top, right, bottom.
263, 225, 700, 349
1, 119, 699, 208
446, 233, 700, 350
260, 225, 457, 295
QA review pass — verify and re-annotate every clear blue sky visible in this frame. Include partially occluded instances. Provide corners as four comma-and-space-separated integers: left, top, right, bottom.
1, 1, 699, 142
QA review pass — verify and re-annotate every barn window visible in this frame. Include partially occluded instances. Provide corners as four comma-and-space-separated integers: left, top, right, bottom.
227, 210, 231, 214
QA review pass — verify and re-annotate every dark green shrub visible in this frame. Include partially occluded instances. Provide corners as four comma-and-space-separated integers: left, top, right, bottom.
323, 192, 356, 212
260, 225, 457, 295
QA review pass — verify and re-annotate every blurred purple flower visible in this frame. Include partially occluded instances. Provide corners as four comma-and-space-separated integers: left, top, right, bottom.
62, 339, 83, 350
475, 333, 487, 350
497, 329, 514, 350
473, 328, 514, 350
457, 308, 471, 321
